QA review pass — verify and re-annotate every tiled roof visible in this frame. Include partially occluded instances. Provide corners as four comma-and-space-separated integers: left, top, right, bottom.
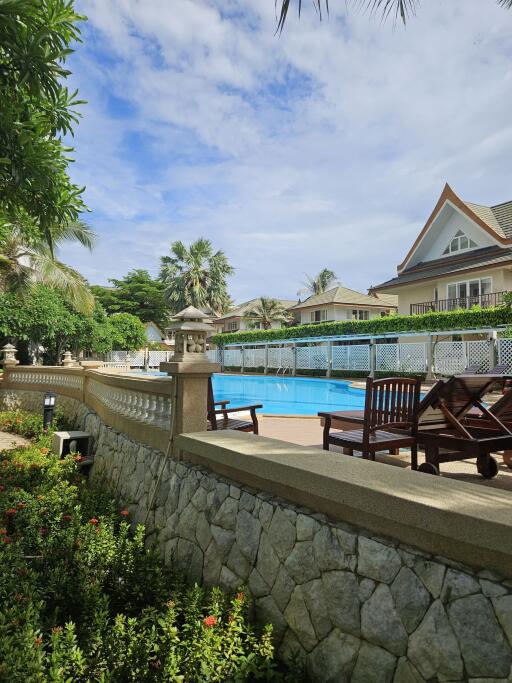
463, 200, 512, 240
491, 201, 512, 239
292, 286, 394, 310
370, 292, 399, 307
217, 298, 298, 320
374, 246, 512, 290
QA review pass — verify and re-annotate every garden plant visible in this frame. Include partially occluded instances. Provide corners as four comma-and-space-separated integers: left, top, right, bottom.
0, 410, 290, 682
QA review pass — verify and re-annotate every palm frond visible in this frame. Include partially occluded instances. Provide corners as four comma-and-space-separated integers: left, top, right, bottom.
52, 220, 97, 251
276, 0, 511, 29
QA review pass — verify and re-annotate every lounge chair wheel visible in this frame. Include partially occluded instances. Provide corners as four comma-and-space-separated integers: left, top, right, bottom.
478, 456, 498, 479
418, 462, 439, 476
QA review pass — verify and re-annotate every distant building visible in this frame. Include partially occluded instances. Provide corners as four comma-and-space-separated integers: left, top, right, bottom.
216, 298, 298, 333
291, 286, 397, 324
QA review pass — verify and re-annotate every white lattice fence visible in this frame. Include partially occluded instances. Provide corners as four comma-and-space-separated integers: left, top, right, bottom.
376, 344, 399, 372
106, 351, 129, 363
433, 342, 466, 375
466, 341, 492, 372
223, 349, 243, 367
207, 349, 219, 363
296, 346, 328, 370
243, 348, 266, 368
348, 345, 370, 371
148, 351, 170, 367
332, 346, 349, 370
399, 343, 426, 373
498, 339, 512, 369
267, 347, 294, 369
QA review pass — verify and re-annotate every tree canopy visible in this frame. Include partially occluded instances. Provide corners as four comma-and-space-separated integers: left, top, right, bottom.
107, 313, 147, 352
244, 298, 292, 330
91, 270, 169, 329
299, 268, 337, 298
160, 238, 233, 315
0, 0, 87, 250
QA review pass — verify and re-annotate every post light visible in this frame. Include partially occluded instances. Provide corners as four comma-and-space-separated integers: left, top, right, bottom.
43, 392, 56, 431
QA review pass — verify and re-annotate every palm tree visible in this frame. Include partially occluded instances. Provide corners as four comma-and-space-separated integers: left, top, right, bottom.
0, 220, 96, 314
299, 268, 338, 297
159, 238, 234, 315
244, 297, 292, 330
276, 0, 512, 30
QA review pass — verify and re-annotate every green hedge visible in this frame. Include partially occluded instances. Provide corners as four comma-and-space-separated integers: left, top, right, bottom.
212, 306, 512, 346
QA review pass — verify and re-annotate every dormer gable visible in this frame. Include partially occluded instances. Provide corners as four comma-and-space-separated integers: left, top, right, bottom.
398, 184, 512, 274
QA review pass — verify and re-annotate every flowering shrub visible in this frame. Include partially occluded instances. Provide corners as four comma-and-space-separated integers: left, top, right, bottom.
0, 414, 292, 681
0, 407, 68, 439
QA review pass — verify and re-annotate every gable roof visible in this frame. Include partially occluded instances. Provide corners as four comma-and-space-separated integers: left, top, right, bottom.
292, 286, 396, 310
369, 292, 399, 307
217, 298, 297, 321
398, 184, 512, 273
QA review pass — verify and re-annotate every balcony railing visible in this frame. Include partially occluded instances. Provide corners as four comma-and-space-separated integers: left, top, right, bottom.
410, 291, 507, 315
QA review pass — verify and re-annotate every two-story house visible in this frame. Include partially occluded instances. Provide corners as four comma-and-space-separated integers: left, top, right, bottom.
372, 184, 512, 315
216, 298, 298, 333
291, 286, 397, 323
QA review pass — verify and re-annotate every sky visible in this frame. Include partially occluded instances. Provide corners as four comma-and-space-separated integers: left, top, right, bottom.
60, 0, 512, 303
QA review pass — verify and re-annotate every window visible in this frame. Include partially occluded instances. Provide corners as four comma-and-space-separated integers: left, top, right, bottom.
226, 321, 239, 331
446, 277, 493, 307
310, 309, 327, 322
352, 309, 369, 321
442, 230, 477, 255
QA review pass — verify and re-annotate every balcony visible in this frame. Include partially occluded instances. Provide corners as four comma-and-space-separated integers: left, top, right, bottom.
410, 291, 507, 315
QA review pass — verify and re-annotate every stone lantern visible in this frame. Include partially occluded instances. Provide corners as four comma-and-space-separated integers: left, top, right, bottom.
167, 306, 213, 363
62, 350, 75, 367
1, 343, 19, 368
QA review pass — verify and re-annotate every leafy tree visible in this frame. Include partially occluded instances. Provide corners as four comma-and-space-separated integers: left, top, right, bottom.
91, 270, 169, 328
108, 313, 147, 351
299, 268, 337, 298
243, 297, 292, 330
276, 0, 512, 30
0, 0, 87, 250
0, 221, 96, 314
159, 238, 233, 315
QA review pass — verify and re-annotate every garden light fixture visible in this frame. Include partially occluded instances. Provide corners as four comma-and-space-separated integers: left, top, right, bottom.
43, 392, 56, 431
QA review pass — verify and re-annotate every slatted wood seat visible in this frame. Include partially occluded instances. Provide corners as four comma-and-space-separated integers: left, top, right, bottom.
207, 377, 262, 434
320, 376, 422, 467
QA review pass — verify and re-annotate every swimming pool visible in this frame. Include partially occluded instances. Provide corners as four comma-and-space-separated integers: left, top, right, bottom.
212, 374, 366, 416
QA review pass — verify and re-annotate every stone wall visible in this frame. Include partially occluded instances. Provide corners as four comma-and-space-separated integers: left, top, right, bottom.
3, 389, 512, 681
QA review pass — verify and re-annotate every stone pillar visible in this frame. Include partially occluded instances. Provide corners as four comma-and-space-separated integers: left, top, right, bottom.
490, 331, 498, 370
62, 350, 75, 367
160, 306, 220, 439
264, 345, 269, 374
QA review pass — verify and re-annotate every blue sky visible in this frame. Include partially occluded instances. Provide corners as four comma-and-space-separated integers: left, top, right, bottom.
60, 0, 512, 303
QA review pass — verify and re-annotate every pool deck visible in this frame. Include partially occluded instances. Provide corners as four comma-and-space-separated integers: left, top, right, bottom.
258, 415, 512, 493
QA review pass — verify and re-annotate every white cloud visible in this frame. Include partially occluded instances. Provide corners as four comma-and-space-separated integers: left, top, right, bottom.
61, 0, 512, 302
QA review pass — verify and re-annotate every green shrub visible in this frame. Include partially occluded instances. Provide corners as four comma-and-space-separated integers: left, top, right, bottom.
0, 415, 293, 682
213, 305, 512, 346
0, 407, 69, 439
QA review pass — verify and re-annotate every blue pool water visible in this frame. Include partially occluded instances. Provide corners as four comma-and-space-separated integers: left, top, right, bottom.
212, 374, 366, 416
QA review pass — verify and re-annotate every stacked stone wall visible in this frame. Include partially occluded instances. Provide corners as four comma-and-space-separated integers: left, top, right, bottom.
2, 389, 512, 681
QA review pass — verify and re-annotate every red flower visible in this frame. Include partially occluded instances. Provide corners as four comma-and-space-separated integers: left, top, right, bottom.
120, 509, 129, 517
95, 528, 100, 534
89, 518, 99, 525
34, 636, 42, 647
5, 508, 17, 516
39, 527, 48, 536
40, 448, 49, 455
52, 626, 63, 634
1, 536, 11, 544
62, 514, 72, 522
74, 455, 84, 462
203, 615, 217, 628
236, 592, 245, 602
17, 502, 26, 510
0, 529, 7, 535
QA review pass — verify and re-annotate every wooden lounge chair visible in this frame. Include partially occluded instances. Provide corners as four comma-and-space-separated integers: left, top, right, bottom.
416, 374, 512, 478
320, 377, 422, 467
207, 377, 262, 434
462, 388, 512, 469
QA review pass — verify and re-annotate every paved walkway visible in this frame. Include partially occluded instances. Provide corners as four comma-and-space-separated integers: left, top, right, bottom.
258, 416, 512, 492
0, 431, 31, 452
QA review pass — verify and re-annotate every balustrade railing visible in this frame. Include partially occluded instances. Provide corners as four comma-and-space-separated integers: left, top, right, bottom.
410, 291, 506, 315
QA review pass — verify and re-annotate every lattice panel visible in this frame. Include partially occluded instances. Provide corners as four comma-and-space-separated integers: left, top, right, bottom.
243, 348, 266, 368
498, 339, 512, 370
376, 344, 399, 372
466, 341, 492, 372
433, 342, 466, 375
332, 346, 349, 370
128, 351, 145, 367
148, 350, 170, 367
267, 348, 280, 368
223, 349, 243, 367
296, 346, 328, 370
207, 349, 219, 363
349, 345, 370, 371
106, 351, 129, 363
399, 343, 426, 373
